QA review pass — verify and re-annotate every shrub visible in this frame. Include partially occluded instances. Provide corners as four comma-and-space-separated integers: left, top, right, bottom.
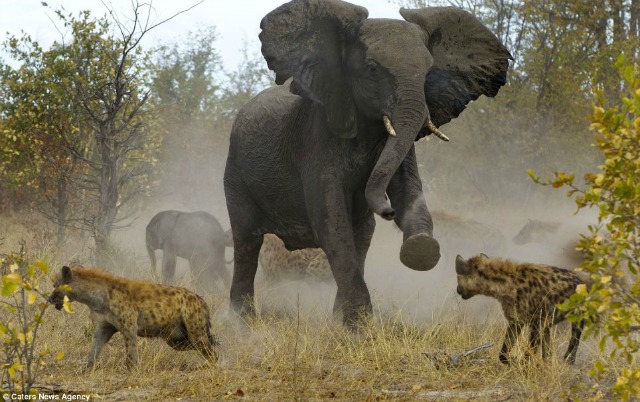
530, 56, 640, 400
0, 245, 67, 396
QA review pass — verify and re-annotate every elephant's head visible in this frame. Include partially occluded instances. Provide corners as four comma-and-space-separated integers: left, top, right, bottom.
260, 0, 511, 219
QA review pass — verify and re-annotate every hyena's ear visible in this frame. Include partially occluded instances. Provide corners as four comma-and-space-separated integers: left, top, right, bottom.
455, 255, 471, 275
61, 266, 73, 282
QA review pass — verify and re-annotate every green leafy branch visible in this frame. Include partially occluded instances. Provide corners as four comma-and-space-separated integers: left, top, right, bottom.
0, 248, 65, 396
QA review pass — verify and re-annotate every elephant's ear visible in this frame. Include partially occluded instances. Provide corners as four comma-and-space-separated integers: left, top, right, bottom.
259, 0, 368, 139
400, 7, 512, 127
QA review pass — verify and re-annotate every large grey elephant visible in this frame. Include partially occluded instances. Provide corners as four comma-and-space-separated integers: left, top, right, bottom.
224, 0, 511, 325
146, 210, 231, 291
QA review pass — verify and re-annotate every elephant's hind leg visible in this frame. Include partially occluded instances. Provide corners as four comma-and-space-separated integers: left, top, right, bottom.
229, 235, 263, 317
161, 247, 178, 285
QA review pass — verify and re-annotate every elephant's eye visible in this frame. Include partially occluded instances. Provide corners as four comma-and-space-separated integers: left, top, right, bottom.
366, 61, 378, 75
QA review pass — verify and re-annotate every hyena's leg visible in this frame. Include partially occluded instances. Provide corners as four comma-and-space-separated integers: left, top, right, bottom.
527, 320, 541, 358
87, 322, 117, 368
184, 310, 218, 362
120, 314, 139, 368
540, 326, 552, 360
500, 321, 524, 364
564, 320, 584, 364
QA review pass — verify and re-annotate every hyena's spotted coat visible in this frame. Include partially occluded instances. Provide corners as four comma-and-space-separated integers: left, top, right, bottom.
49, 265, 217, 368
455, 254, 585, 364
258, 234, 332, 282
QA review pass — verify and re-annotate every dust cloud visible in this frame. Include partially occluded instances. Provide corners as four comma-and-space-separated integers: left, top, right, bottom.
110, 145, 597, 326
100, 92, 601, 326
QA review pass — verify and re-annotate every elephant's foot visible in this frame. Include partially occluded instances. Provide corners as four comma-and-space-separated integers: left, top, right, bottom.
230, 295, 257, 320
400, 233, 440, 271
333, 292, 372, 330
341, 303, 372, 331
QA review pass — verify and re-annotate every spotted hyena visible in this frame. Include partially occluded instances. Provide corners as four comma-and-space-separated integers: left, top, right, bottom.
259, 234, 332, 282
455, 254, 585, 364
49, 265, 217, 368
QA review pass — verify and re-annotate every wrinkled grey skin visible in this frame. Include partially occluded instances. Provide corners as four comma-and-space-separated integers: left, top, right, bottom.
224, 0, 511, 325
146, 210, 230, 291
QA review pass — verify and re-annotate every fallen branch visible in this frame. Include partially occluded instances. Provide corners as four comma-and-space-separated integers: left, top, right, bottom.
423, 341, 494, 369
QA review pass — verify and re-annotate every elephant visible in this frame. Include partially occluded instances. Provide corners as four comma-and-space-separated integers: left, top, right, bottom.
146, 210, 231, 291
223, 0, 511, 325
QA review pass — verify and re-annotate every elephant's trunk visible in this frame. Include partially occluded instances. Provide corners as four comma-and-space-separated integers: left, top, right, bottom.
365, 90, 427, 220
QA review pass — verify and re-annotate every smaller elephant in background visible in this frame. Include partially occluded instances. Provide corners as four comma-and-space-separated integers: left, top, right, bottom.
146, 210, 231, 291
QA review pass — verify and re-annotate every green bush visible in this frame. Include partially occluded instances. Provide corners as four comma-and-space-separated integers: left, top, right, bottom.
0, 245, 66, 396
531, 56, 640, 400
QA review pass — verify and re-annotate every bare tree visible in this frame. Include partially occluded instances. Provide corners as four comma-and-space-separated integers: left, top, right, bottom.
49, 1, 202, 266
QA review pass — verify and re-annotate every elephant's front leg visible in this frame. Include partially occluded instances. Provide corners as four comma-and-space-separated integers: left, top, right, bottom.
332, 215, 376, 315
386, 147, 440, 271
309, 187, 372, 327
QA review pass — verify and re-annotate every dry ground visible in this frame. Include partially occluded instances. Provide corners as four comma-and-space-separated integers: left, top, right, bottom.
33, 295, 612, 401
0, 213, 620, 401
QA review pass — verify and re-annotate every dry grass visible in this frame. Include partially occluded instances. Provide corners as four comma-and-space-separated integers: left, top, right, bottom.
0, 214, 620, 401
35, 297, 610, 401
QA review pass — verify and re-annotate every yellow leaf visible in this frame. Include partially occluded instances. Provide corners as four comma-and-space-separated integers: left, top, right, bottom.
27, 290, 36, 304
593, 106, 605, 120
34, 260, 49, 274
595, 174, 605, 186
2, 276, 20, 297
576, 284, 588, 296
4, 273, 21, 283
62, 296, 74, 314
56, 352, 64, 360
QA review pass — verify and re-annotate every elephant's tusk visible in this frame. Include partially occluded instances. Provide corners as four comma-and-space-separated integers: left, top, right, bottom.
426, 120, 450, 142
383, 115, 397, 137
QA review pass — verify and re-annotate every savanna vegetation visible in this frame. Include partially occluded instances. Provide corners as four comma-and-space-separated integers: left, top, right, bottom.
0, 0, 638, 400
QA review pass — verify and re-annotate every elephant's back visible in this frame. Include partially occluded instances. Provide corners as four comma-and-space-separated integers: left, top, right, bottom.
229, 81, 302, 149
178, 211, 225, 238
146, 210, 180, 232
172, 211, 227, 252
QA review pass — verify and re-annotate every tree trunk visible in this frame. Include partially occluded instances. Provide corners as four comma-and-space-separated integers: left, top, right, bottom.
631, 0, 639, 57
94, 125, 119, 268
55, 176, 67, 247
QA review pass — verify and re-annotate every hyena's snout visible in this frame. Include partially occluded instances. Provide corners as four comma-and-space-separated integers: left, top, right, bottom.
48, 291, 64, 310
456, 285, 473, 300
